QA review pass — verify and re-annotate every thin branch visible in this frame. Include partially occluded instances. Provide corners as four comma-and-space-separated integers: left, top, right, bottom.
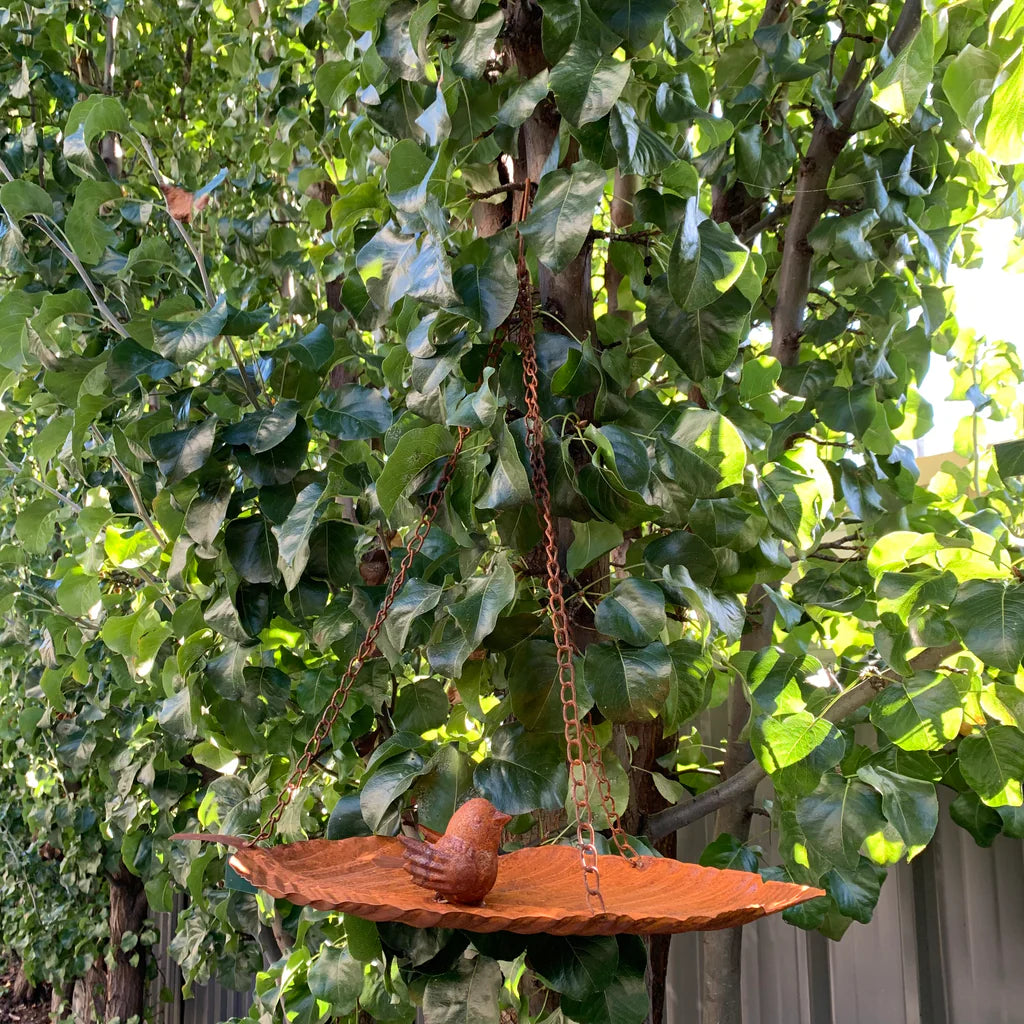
0, 452, 82, 512
646, 640, 959, 841
466, 182, 528, 202
589, 227, 661, 244
89, 426, 167, 550
770, 0, 922, 367
0, 157, 129, 339
739, 203, 791, 244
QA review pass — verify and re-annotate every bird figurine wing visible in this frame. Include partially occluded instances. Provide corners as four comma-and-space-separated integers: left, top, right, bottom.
399, 835, 475, 895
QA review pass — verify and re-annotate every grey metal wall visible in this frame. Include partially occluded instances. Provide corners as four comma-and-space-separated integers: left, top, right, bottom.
149, 893, 252, 1024
666, 788, 1024, 1024
149, 791, 1024, 1024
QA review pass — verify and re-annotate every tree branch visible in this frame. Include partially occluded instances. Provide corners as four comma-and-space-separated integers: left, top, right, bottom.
646, 640, 959, 841
770, 0, 922, 366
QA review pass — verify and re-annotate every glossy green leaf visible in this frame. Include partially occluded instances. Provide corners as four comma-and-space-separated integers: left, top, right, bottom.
150, 417, 218, 485
519, 160, 606, 273
594, 578, 666, 646
152, 296, 229, 364
422, 956, 501, 1024
869, 673, 963, 751
377, 424, 455, 515
959, 726, 1024, 808
668, 199, 750, 311
550, 40, 630, 126
584, 640, 672, 722
314, 385, 393, 440
473, 723, 567, 813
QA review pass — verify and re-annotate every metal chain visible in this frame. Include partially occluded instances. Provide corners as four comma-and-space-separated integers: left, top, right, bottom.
513, 186, 604, 912
250, 426, 469, 845
582, 721, 640, 862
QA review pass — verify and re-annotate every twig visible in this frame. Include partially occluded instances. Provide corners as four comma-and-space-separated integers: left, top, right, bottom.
0, 451, 82, 512
647, 639, 959, 841
466, 182, 527, 202
589, 228, 661, 244
0, 157, 129, 339
739, 203, 791, 244
89, 425, 167, 550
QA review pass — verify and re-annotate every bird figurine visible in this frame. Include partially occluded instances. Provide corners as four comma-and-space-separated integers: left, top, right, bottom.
399, 797, 512, 905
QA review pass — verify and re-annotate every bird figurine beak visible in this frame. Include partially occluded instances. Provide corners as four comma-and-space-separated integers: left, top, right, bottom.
494, 810, 512, 826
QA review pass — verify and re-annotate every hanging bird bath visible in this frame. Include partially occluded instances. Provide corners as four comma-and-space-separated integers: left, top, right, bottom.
172, 193, 825, 936
174, 833, 823, 936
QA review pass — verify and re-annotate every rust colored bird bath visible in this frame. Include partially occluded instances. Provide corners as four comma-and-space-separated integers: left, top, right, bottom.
176, 833, 823, 936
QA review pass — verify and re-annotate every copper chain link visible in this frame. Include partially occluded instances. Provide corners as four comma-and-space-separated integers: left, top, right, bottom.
250, 426, 469, 844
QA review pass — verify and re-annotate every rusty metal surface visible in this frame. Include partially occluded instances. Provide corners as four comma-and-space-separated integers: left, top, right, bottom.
174, 833, 822, 936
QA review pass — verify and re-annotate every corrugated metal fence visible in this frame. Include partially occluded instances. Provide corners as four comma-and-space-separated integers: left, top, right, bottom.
151, 791, 1024, 1024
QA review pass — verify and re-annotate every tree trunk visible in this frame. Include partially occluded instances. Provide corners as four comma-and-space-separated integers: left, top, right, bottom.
106, 863, 148, 1022
11, 962, 36, 1004
699, 587, 774, 1024
618, 719, 677, 1024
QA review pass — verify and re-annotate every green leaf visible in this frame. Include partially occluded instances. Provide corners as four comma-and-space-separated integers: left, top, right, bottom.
856, 765, 938, 858
377, 424, 455, 515
609, 102, 679, 175
453, 10, 504, 79
755, 461, 829, 550
519, 160, 606, 273
699, 833, 759, 872
816, 385, 879, 437
567, 521, 623, 577
475, 422, 532, 511
224, 400, 301, 453
427, 555, 516, 677
422, 956, 501, 1024
453, 242, 518, 332
949, 580, 1024, 672
0, 180, 53, 221
664, 638, 713, 731
584, 640, 672, 722
588, 0, 674, 50
796, 774, 887, 870
527, 935, 618, 1000
751, 713, 844, 772
150, 417, 218, 485
357, 225, 458, 311
984, 50, 1024, 164
995, 438, 1024, 480
272, 482, 324, 591
379, 578, 444, 662
57, 568, 102, 618
550, 40, 631, 126
823, 860, 885, 924
646, 276, 750, 381
869, 673, 963, 751
393, 677, 449, 732
594, 578, 666, 646
560, 937, 649, 1024
152, 296, 229, 364
225, 516, 279, 584
668, 199, 750, 311
107, 339, 178, 394
949, 791, 1002, 847
508, 639, 590, 733
314, 385, 394, 440
308, 945, 363, 1016
959, 726, 1024, 808
65, 180, 120, 264
473, 723, 568, 813
343, 915, 382, 962
942, 44, 1000, 132
497, 70, 551, 127
873, 18, 933, 118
